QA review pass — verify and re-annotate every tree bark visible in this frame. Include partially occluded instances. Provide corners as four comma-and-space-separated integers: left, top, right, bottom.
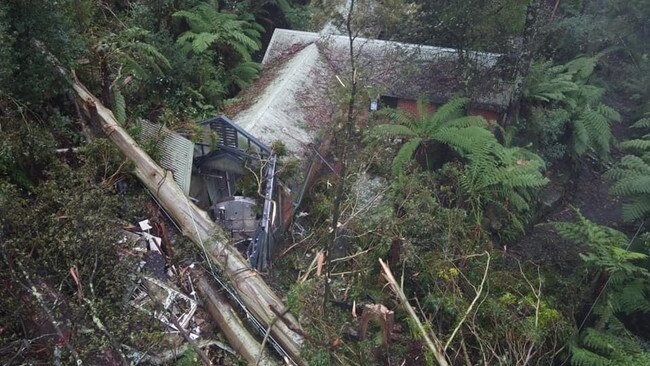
192, 269, 278, 366
324, 0, 357, 312
503, 0, 543, 126
67, 74, 306, 365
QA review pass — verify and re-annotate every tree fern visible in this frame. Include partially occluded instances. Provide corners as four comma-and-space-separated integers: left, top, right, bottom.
556, 213, 650, 365
366, 97, 547, 237
173, 3, 262, 59
172, 2, 263, 92
605, 115, 650, 221
524, 55, 620, 159
365, 97, 491, 175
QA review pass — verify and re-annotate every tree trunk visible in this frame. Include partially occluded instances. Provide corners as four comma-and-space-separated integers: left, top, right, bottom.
324, 0, 358, 312
192, 269, 278, 366
67, 74, 306, 365
503, 0, 543, 126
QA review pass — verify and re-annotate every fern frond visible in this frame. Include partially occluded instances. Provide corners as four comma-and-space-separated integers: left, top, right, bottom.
374, 107, 415, 127
445, 115, 487, 128
228, 40, 254, 61
596, 104, 621, 122
575, 106, 615, 158
572, 117, 589, 156
614, 279, 650, 314
581, 328, 617, 355
111, 88, 126, 124
630, 116, 650, 129
365, 124, 417, 141
433, 126, 495, 155
620, 195, 650, 222
620, 138, 650, 151
564, 55, 599, 80
609, 175, 650, 196
123, 41, 171, 74
415, 96, 431, 119
172, 9, 210, 31
614, 155, 650, 174
570, 345, 611, 366
191, 32, 219, 54
227, 61, 261, 89
427, 97, 469, 127
392, 138, 422, 176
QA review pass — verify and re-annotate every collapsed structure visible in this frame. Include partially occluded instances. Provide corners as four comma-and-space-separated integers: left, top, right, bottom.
138, 117, 283, 271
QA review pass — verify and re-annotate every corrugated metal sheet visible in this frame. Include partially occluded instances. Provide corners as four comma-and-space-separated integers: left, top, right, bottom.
138, 120, 194, 195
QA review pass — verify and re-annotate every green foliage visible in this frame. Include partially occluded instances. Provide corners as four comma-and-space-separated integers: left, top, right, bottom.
571, 327, 650, 366
275, 0, 312, 30
383, 0, 528, 52
605, 114, 650, 221
0, 134, 152, 363
367, 97, 547, 239
365, 97, 492, 176
460, 143, 549, 237
555, 213, 650, 365
167, 2, 263, 105
0, 1, 81, 105
176, 348, 200, 366
112, 88, 127, 123
547, 0, 650, 113
173, 2, 263, 60
523, 56, 620, 160
521, 106, 570, 161
106, 27, 172, 80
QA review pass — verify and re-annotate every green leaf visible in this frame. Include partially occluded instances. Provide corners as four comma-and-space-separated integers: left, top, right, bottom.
392, 138, 422, 176
112, 88, 126, 124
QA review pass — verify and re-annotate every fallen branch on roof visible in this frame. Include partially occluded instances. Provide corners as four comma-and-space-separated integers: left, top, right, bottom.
35, 39, 305, 365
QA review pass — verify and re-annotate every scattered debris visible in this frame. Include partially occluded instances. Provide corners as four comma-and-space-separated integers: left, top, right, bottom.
130, 275, 198, 334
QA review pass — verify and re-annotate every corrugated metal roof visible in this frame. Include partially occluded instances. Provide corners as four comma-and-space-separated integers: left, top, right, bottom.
138, 120, 194, 195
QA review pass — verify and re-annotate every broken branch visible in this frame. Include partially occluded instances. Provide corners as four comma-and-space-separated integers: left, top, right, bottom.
379, 259, 449, 366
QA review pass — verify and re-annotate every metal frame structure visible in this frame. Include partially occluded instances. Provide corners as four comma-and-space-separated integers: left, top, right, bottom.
194, 116, 277, 271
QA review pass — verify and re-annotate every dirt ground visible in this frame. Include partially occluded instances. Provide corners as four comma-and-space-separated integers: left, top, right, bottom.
510, 93, 639, 272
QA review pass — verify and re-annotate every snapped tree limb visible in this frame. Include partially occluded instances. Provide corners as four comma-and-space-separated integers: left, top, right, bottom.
379, 259, 449, 366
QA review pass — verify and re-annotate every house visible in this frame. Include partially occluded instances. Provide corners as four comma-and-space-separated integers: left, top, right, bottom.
228, 28, 512, 156
143, 29, 513, 269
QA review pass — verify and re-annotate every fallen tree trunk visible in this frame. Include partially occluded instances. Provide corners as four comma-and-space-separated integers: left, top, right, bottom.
193, 270, 278, 366
66, 74, 305, 364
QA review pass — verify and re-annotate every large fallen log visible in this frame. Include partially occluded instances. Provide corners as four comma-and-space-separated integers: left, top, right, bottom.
192, 270, 277, 366
66, 74, 305, 364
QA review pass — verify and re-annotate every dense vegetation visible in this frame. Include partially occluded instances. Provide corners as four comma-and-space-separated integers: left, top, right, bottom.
1, 0, 649, 365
